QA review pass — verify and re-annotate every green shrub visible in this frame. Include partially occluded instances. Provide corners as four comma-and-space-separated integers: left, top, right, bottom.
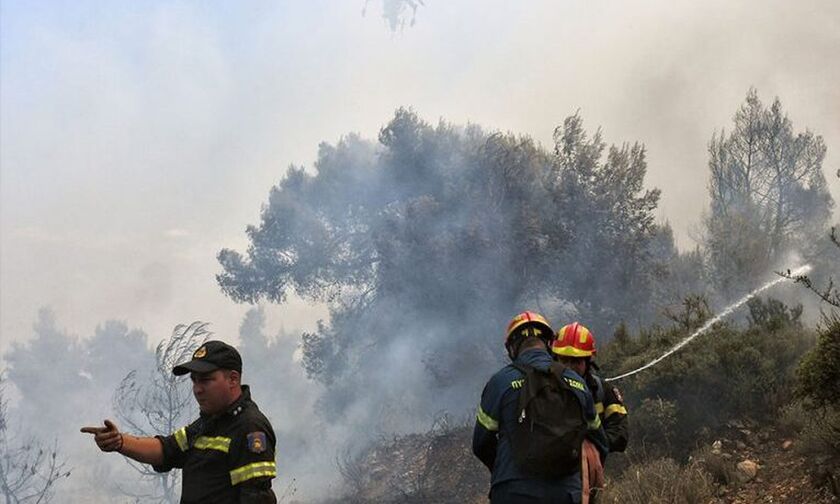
599, 296, 813, 460
628, 398, 678, 459
796, 313, 840, 405
794, 405, 840, 460
777, 400, 807, 436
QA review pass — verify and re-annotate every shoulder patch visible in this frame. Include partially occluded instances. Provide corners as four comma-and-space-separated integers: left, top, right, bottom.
247, 431, 267, 454
612, 386, 624, 403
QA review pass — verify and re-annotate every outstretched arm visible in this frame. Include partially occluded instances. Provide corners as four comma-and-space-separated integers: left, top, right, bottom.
81, 419, 164, 466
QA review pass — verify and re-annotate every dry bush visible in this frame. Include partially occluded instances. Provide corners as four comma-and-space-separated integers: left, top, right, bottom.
335, 419, 486, 504
779, 399, 840, 498
600, 458, 715, 504
778, 400, 808, 436
692, 446, 738, 487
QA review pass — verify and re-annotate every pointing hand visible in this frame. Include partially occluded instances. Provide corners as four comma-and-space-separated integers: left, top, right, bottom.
81, 419, 124, 452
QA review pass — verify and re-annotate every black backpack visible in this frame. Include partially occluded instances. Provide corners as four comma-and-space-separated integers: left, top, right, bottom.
509, 362, 588, 478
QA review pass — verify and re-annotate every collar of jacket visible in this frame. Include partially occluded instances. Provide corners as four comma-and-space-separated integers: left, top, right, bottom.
200, 384, 252, 421
224, 384, 252, 416
514, 347, 553, 369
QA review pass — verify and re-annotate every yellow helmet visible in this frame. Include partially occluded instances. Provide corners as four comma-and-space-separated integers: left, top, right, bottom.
505, 311, 553, 347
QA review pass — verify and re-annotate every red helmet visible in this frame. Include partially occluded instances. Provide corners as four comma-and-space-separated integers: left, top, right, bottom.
551, 322, 597, 358
505, 311, 553, 346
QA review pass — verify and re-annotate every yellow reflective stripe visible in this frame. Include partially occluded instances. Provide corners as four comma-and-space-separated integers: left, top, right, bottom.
551, 345, 594, 358
193, 436, 231, 453
588, 414, 602, 430
595, 402, 604, 414
174, 427, 188, 452
230, 461, 277, 485
564, 377, 585, 391
604, 403, 628, 418
477, 406, 499, 432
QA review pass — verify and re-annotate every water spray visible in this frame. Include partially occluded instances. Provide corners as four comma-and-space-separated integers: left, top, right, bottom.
605, 264, 812, 382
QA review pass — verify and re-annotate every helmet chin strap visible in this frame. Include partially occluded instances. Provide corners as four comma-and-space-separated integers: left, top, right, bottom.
505, 339, 520, 361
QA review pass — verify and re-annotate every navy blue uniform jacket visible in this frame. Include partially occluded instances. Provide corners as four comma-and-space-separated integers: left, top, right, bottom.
472, 348, 608, 495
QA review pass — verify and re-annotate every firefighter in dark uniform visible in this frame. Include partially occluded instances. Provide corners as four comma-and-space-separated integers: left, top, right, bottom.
472, 311, 608, 504
551, 323, 628, 455
82, 340, 277, 503
587, 370, 628, 453
551, 323, 627, 503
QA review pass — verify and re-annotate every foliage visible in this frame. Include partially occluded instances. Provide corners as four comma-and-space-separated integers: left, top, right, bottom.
599, 296, 811, 459
600, 457, 715, 504
84, 320, 152, 386
548, 115, 662, 333
217, 109, 666, 426
780, 399, 840, 498
0, 374, 70, 504
2, 310, 156, 501
646, 225, 709, 318
363, 0, 425, 32
334, 420, 485, 504
235, 306, 322, 484
783, 219, 840, 496
792, 315, 840, 494
746, 296, 802, 331
3, 310, 155, 434
112, 322, 210, 503
705, 89, 833, 297
782, 227, 840, 309
628, 398, 678, 459
4, 309, 88, 433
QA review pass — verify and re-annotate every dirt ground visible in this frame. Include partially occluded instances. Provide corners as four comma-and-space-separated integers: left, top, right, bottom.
713, 427, 837, 504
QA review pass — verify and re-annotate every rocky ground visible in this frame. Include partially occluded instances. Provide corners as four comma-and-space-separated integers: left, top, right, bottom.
708, 421, 837, 504
311, 419, 838, 504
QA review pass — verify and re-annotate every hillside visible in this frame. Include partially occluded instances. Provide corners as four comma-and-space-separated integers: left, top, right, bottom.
320, 419, 837, 504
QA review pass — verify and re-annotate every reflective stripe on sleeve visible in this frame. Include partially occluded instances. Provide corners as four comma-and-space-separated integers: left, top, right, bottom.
193, 436, 231, 453
476, 406, 499, 432
230, 461, 277, 486
174, 427, 188, 452
595, 402, 604, 415
588, 413, 602, 430
604, 403, 628, 418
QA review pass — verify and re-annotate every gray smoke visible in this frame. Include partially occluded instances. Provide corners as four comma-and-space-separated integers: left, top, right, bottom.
2, 1, 839, 502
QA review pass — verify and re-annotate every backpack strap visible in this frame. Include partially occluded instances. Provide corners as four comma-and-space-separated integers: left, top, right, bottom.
511, 362, 534, 376
549, 361, 570, 381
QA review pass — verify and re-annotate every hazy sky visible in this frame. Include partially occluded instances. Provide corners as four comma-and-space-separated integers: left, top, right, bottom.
2, 0, 839, 350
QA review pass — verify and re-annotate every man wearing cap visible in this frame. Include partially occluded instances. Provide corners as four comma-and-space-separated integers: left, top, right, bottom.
82, 340, 277, 503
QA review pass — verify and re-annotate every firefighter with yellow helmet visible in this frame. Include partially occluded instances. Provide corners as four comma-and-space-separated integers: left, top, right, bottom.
472, 311, 608, 503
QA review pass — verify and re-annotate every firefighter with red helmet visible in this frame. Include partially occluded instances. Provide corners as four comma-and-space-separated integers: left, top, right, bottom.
552, 323, 628, 454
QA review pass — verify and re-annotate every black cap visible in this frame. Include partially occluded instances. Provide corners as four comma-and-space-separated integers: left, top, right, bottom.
173, 340, 242, 376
